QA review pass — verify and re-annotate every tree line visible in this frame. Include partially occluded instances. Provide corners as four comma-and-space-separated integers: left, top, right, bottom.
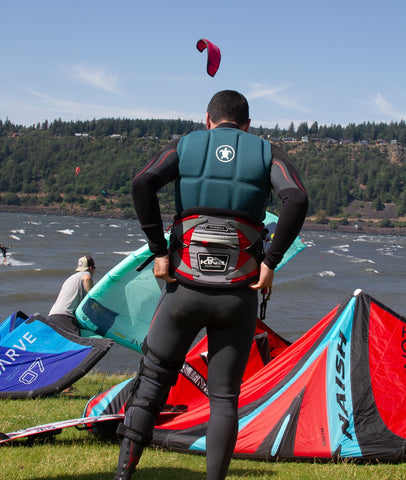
2, 116, 406, 144
0, 117, 405, 222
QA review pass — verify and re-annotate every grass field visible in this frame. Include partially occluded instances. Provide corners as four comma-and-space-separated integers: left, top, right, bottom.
1, 373, 406, 480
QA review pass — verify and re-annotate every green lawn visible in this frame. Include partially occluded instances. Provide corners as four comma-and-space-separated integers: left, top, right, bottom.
1, 373, 406, 480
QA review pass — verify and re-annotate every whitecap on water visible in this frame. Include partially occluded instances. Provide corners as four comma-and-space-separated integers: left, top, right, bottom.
348, 256, 375, 264
324, 249, 375, 264
56, 229, 74, 235
303, 240, 315, 247
377, 248, 394, 256
317, 271, 336, 278
377, 246, 404, 257
6, 258, 35, 267
10, 229, 25, 234
332, 244, 350, 252
9, 235, 21, 241
366, 268, 379, 275
353, 236, 369, 242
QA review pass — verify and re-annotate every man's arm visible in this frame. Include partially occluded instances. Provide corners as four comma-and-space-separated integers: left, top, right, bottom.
263, 145, 308, 271
250, 148, 307, 291
82, 273, 93, 292
131, 140, 179, 256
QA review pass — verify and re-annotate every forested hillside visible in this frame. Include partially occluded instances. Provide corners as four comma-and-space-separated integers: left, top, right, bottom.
0, 117, 405, 230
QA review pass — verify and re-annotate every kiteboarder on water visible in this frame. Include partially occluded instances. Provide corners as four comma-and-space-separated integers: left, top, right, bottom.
0, 244, 10, 265
114, 90, 308, 480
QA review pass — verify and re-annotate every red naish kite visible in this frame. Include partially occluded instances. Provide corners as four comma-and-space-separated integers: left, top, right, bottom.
84, 290, 406, 462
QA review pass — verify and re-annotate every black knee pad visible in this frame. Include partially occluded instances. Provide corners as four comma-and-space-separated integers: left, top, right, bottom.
140, 339, 183, 388
124, 340, 184, 416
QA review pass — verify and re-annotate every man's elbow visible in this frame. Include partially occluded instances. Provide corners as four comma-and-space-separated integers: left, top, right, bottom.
298, 190, 309, 215
281, 188, 309, 214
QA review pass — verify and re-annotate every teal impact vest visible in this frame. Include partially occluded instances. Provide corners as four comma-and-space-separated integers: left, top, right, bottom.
175, 128, 272, 223
170, 128, 272, 288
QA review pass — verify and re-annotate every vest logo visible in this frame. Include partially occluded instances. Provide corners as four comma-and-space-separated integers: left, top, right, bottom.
198, 253, 229, 272
204, 223, 229, 232
216, 145, 235, 163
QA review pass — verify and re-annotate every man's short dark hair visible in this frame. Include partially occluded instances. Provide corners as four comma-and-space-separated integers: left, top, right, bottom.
207, 90, 249, 126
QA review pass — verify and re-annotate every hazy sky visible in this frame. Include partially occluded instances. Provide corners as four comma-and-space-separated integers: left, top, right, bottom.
2, 0, 405, 128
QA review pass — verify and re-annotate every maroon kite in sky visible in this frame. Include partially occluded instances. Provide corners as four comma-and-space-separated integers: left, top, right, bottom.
196, 38, 221, 77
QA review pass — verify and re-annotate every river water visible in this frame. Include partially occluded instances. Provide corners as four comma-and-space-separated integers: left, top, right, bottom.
1, 211, 405, 374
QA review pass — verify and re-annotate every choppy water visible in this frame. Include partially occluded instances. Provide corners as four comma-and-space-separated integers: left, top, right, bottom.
1, 211, 405, 374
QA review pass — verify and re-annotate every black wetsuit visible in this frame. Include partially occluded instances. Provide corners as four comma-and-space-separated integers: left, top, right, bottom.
133, 127, 308, 270
1, 246, 8, 257
115, 125, 308, 480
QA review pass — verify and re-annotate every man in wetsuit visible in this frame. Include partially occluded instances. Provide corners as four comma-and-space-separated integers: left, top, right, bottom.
114, 90, 308, 480
0, 244, 10, 265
